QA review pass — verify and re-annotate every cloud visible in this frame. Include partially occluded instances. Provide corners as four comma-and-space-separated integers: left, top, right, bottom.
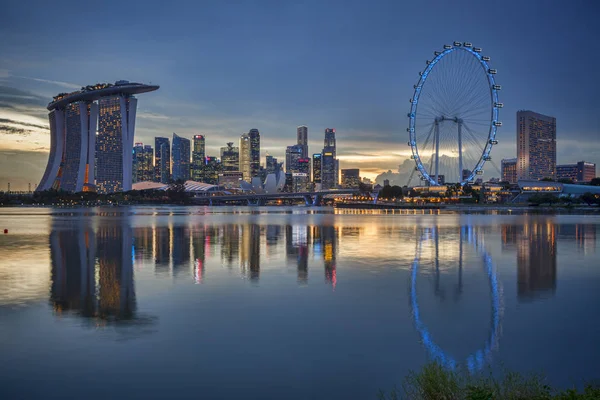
0, 118, 49, 131
11, 75, 81, 90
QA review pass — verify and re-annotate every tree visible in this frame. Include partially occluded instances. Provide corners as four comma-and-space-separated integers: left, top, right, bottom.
558, 178, 573, 184
529, 193, 559, 206
540, 177, 555, 182
580, 192, 599, 206
590, 177, 600, 186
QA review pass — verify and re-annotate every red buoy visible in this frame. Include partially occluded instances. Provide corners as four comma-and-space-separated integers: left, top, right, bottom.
3, 229, 7, 234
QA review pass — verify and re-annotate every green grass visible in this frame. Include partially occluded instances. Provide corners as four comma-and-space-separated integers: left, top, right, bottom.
377, 362, 600, 400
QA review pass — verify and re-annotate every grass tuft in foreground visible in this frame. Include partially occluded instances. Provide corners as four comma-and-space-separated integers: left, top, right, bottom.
378, 362, 600, 400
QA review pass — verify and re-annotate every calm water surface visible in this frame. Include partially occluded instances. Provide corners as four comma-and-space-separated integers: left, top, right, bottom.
1, 206, 599, 399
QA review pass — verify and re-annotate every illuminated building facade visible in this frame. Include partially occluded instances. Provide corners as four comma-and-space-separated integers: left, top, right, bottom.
220, 142, 240, 171
248, 128, 261, 178
517, 222, 556, 300
321, 150, 336, 190
322, 128, 338, 189
285, 144, 303, 173
240, 133, 251, 182
38, 81, 158, 193
133, 143, 154, 183
203, 156, 222, 185
501, 158, 517, 184
172, 133, 191, 181
556, 161, 596, 183
517, 110, 556, 181
297, 125, 308, 158
312, 153, 322, 185
192, 135, 206, 181
154, 137, 171, 183
341, 168, 360, 188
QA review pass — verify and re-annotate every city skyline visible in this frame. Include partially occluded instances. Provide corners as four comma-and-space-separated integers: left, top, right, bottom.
1, 1, 599, 190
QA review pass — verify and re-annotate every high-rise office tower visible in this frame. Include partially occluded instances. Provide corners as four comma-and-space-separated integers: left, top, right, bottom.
133, 143, 154, 183
203, 156, 222, 184
172, 133, 190, 181
265, 153, 279, 175
142, 145, 153, 182
293, 158, 311, 192
297, 125, 308, 158
517, 110, 556, 181
192, 135, 205, 181
501, 158, 518, 184
312, 153, 322, 184
220, 142, 240, 171
240, 133, 251, 182
341, 169, 360, 188
324, 128, 336, 157
286, 144, 303, 174
37, 81, 158, 194
321, 150, 336, 190
154, 137, 171, 183
133, 143, 144, 183
248, 128, 260, 178
322, 128, 338, 188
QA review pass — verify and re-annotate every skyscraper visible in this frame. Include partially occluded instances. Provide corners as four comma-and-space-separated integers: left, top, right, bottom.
501, 158, 518, 184
321, 150, 336, 190
297, 125, 308, 158
239, 133, 251, 182
286, 144, 303, 173
154, 137, 171, 183
324, 128, 336, 157
192, 135, 205, 181
142, 145, 153, 182
517, 110, 557, 181
220, 142, 240, 171
265, 154, 279, 175
341, 169, 360, 188
37, 81, 158, 193
133, 143, 154, 183
133, 143, 144, 183
312, 153, 322, 185
248, 128, 260, 178
172, 133, 190, 181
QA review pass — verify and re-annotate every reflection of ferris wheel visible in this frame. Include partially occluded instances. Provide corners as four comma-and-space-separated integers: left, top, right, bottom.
407, 42, 502, 185
409, 226, 503, 372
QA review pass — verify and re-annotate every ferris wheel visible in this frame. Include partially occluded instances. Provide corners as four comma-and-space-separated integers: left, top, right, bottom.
407, 42, 502, 185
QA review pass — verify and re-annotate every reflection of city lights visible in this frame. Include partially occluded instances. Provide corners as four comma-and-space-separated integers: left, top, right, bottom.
194, 259, 203, 284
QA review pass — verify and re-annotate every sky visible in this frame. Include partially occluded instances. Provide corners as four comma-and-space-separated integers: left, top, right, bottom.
1, 0, 599, 190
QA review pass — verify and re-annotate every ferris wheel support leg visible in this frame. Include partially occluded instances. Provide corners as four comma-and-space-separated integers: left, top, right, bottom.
434, 119, 440, 185
458, 120, 463, 183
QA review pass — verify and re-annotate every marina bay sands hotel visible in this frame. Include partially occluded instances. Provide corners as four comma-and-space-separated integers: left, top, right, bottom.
37, 80, 159, 193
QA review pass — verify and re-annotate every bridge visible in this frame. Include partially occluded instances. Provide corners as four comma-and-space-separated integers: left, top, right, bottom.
192, 189, 359, 206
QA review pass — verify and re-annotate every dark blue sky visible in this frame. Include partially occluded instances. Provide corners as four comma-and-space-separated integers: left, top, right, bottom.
1, 0, 598, 188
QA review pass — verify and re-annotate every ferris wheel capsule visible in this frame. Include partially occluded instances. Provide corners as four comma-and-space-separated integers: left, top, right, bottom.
443, 44, 452, 49
463, 42, 473, 47
453, 41, 462, 46
473, 47, 482, 52
482, 56, 491, 61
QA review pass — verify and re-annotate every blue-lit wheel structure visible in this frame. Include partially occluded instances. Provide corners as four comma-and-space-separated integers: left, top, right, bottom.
408, 42, 502, 185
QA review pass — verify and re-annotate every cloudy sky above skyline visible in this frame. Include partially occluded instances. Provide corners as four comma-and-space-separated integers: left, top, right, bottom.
1, 0, 598, 190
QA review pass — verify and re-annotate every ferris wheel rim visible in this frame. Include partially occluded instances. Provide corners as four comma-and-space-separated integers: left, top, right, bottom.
407, 43, 500, 186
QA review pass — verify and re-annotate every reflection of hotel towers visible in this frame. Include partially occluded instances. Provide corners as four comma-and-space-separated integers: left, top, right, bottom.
171, 225, 191, 277
286, 225, 310, 284
558, 224, 597, 254
221, 224, 240, 269
516, 222, 557, 300
50, 222, 135, 320
240, 224, 261, 281
312, 225, 338, 288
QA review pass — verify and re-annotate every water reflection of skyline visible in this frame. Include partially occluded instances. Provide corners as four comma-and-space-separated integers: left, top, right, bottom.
50, 222, 136, 322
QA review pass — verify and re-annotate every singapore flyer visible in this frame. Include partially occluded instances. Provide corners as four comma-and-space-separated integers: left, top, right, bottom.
408, 42, 502, 185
